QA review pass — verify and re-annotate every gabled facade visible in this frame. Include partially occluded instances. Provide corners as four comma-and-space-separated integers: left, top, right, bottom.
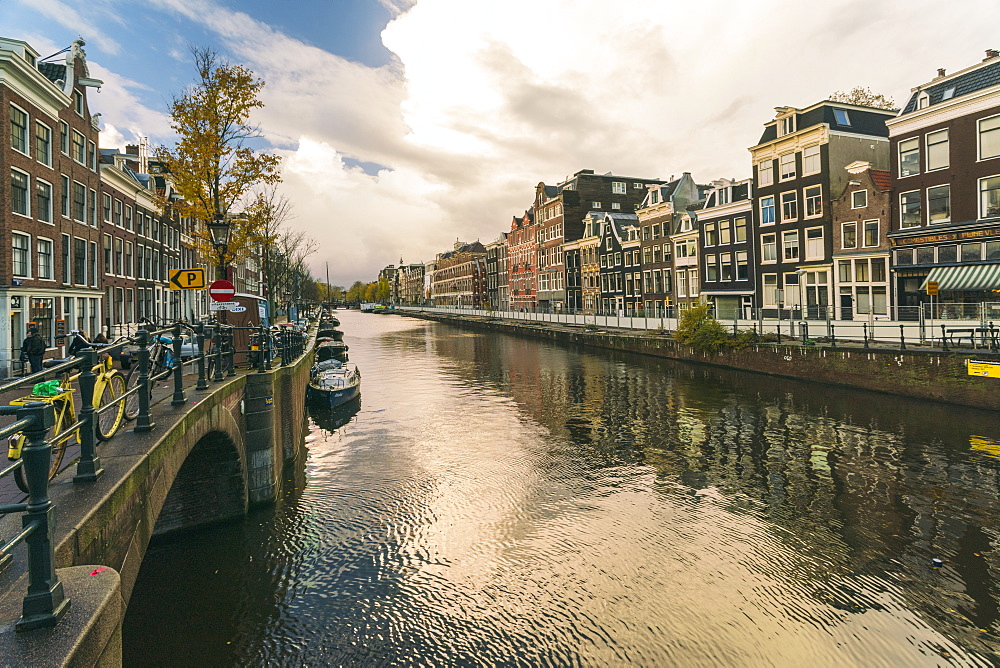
699, 178, 755, 319
831, 162, 892, 320
577, 212, 603, 314
886, 51, 1000, 319
508, 210, 537, 310
638, 174, 702, 316
668, 208, 701, 311
750, 100, 895, 318
596, 212, 640, 315
1, 37, 104, 369
533, 169, 662, 311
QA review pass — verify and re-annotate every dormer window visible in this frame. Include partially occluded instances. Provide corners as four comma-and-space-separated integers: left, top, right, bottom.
717, 188, 730, 206
833, 108, 851, 126
650, 190, 660, 205
941, 87, 956, 101
917, 91, 930, 109
779, 115, 796, 136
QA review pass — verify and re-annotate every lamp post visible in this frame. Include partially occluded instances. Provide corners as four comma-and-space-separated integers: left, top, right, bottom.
206, 215, 231, 282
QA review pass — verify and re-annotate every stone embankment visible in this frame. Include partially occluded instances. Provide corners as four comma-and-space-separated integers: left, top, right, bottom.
396, 311, 1000, 411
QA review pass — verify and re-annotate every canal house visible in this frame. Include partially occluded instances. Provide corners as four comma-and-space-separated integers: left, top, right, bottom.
886, 51, 1000, 322
831, 162, 893, 320
698, 177, 755, 320
596, 212, 641, 315
750, 100, 896, 319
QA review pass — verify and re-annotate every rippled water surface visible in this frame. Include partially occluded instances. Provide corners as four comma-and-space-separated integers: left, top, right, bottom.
123, 311, 1000, 666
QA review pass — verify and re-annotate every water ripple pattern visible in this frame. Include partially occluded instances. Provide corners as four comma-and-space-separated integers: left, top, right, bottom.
124, 311, 1000, 667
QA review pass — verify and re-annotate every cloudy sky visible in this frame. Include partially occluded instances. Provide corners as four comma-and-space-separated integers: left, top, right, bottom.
4, 0, 999, 286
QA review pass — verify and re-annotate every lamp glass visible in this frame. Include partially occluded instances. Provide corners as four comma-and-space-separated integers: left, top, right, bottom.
207, 218, 231, 247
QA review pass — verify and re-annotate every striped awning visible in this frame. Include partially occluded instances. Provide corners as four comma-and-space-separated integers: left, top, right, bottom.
920, 264, 1000, 291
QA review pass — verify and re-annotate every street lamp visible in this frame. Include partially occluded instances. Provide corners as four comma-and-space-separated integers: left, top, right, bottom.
206, 215, 231, 281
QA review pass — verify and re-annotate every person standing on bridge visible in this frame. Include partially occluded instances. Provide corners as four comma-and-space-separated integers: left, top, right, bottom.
21, 327, 46, 375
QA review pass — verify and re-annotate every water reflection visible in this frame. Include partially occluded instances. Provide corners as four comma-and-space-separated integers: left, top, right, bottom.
124, 312, 1000, 666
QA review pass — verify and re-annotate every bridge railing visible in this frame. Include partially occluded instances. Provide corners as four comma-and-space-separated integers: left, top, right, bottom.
0, 319, 313, 631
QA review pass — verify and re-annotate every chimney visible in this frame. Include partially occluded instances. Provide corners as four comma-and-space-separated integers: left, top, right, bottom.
937, 68, 947, 78
986, 49, 1000, 61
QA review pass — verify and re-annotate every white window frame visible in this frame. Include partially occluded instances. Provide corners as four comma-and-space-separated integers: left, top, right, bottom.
842, 221, 857, 249
802, 145, 821, 175
979, 114, 1000, 162
36, 236, 54, 280
979, 174, 1000, 219
761, 233, 777, 263
779, 152, 796, 181
805, 226, 824, 261
780, 190, 798, 222
782, 230, 800, 261
760, 195, 775, 226
35, 178, 53, 224
899, 190, 922, 228
12, 231, 31, 278
35, 120, 52, 166
592, 202, 602, 209
10, 103, 29, 155
862, 219, 879, 248
851, 190, 867, 209
927, 184, 951, 225
898, 137, 920, 178
611, 182, 626, 194
804, 184, 823, 218
762, 274, 778, 306
925, 129, 949, 172
11, 168, 30, 218
758, 159, 774, 187
71, 130, 86, 164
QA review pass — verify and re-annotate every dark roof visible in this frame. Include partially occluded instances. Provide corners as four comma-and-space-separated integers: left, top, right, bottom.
37, 62, 66, 85
732, 182, 750, 201
901, 59, 1000, 114
870, 169, 891, 191
757, 102, 893, 144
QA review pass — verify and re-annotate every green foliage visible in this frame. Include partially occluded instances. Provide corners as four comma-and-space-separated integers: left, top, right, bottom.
674, 303, 729, 353
732, 328, 758, 350
584, 323, 599, 331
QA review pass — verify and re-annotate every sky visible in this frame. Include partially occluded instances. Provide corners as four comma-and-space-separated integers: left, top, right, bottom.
3, 0, 1000, 287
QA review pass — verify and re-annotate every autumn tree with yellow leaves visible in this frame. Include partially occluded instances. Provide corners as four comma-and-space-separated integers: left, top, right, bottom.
155, 47, 282, 269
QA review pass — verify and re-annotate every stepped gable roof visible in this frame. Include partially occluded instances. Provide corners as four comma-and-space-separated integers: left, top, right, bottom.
38, 61, 66, 85
902, 58, 1000, 114
870, 169, 891, 191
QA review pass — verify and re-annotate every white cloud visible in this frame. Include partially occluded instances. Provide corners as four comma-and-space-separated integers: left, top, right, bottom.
12, 0, 122, 55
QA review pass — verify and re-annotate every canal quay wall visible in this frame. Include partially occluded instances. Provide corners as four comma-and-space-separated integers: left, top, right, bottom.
395, 311, 1000, 411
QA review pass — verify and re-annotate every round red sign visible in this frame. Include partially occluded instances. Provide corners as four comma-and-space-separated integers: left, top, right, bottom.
208, 280, 236, 302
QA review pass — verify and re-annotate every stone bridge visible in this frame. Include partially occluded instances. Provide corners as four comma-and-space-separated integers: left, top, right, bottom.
0, 343, 313, 666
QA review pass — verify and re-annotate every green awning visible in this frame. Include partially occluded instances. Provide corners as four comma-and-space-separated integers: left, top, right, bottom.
920, 264, 1000, 291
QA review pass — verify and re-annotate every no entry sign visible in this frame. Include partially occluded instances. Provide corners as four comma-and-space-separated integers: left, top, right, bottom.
209, 280, 236, 302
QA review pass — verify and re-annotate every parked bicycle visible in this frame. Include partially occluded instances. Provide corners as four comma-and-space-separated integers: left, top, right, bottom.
123, 319, 185, 421
7, 337, 127, 492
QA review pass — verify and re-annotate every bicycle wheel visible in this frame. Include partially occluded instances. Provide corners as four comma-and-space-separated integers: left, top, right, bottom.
123, 365, 147, 421
96, 372, 127, 441
12, 414, 71, 493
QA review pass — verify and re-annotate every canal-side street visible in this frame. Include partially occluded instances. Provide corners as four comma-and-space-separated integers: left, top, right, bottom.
124, 309, 1000, 666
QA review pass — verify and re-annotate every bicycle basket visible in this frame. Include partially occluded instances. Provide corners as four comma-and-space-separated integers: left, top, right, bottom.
32, 380, 62, 397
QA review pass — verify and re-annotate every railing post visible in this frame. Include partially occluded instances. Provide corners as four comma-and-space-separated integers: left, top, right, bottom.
211, 326, 224, 382
941, 323, 950, 352
134, 329, 156, 432
171, 322, 186, 406
226, 326, 237, 377
863, 323, 870, 349
195, 323, 209, 391
257, 323, 267, 373
15, 401, 70, 631
73, 348, 103, 483
899, 324, 907, 350
263, 326, 272, 371
990, 322, 999, 353
280, 328, 288, 366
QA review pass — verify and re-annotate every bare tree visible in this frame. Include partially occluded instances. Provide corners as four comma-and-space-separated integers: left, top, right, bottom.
829, 86, 896, 110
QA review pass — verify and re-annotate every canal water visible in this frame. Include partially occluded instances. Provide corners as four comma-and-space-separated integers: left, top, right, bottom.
123, 310, 1000, 666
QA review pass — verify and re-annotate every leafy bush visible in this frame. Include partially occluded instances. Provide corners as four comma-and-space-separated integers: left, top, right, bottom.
732, 328, 759, 350
674, 304, 729, 353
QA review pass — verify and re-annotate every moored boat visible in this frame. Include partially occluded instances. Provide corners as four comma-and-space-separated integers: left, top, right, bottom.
306, 360, 361, 407
316, 340, 349, 362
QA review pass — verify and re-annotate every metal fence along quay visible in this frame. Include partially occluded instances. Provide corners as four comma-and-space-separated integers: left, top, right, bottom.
395, 305, 1000, 352
0, 318, 309, 632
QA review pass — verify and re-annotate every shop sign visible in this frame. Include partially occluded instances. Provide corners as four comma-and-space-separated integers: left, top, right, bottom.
968, 359, 1000, 378
893, 226, 1000, 246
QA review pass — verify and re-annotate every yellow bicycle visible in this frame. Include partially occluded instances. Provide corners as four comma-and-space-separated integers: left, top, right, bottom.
7, 353, 126, 492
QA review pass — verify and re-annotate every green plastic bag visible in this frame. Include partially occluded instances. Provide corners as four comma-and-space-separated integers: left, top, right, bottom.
32, 380, 62, 397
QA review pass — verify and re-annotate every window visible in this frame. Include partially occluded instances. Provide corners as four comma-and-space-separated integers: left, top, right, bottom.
115, 237, 124, 275
88, 141, 96, 171
899, 137, 920, 177
126, 242, 133, 276
59, 121, 68, 154
938, 245, 958, 263
705, 254, 718, 281
782, 231, 799, 260
717, 189, 730, 206
717, 220, 730, 245
917, 92, 929, 109
103, 193, 112, 222
988, 242, 1000, 261
917, 246, 935, 264
779, 153, 796, 180
61, 175, 70, 217
780, 191, 797, 221
103, 234, 112, 273
833, 108, 851, 126
863, 220, 879, 247
35, 122, 51, 165
612, 182, 626, 194
763, 274, 778, 305
805, 227, 824, 260
855, 260, 869, 282
11, 170, 29, 216
895, 248, 914, 265
760, 196, 775, 225
927, 185, 950, 224
71, 130, 85, 164
592, 202, 602, 209
980, 115, 1000, 160
89, 189, 97, 227
704, 223, 717, 246
736, 251, 748, 280
61, 234, 70, 283
90, 241, 97, 286
839, 260, 850, 283
962, 242, 982, 262
37, 238, 53, 279
72, 182, 86, 222
926, 129, 949, 171
10, 105, 28, 153
900, 191, 922, 227
762, 233, 777, 262
804, 184, 822, 218
758, 160, 773, 187
114, 199, 122, 226
35, 180, 52, 223
872, 259, 886, 282
74, 238, 87, 284
125, 205, 133, 231
734, 217, 747, 242
980, 176, 1000, 218
720, 253, 733, 281
851, 190, 867, 209
611, 203, 621, 210
73, 90, 84, 116
842, 222, 857, 249
12, 233, 30, 277
779, 115, 795, 136
802, 145, 821, 175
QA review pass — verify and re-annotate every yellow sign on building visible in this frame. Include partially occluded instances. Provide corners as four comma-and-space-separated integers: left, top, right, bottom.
968, 360, 1000, 378
168, 268, 206, 290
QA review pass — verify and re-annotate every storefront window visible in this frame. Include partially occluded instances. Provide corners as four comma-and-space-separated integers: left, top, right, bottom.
29, 297, 54, 346
961, 243, 982, 262
895, 249, 914, 265
987, 241, 1000, 261
916, 247, 935, 264
938, 245, 958, 263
